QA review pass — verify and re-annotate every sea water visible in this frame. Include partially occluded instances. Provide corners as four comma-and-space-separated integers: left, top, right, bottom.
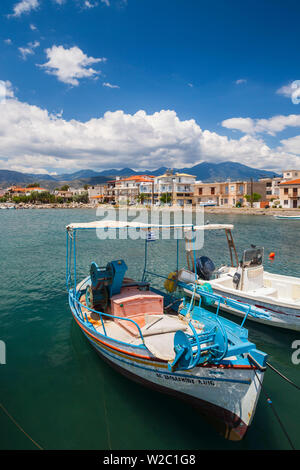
0, 209, 299, 450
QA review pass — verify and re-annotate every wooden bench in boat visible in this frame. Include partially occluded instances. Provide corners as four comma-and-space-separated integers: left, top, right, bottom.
111, 286, 164, 335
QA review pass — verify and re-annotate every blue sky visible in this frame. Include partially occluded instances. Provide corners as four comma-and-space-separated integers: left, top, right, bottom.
1, 0, 300, 174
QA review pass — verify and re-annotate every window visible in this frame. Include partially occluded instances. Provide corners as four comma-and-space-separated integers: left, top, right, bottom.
284, 200, 288, 205
293, 187, 298, 194
198, 188, 203, 195
211, 187, 215, 195
284, 188, 288, 194
266, 182, 272, 187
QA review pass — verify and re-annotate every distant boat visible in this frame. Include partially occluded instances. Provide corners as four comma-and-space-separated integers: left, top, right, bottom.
274, 215, 300, 220
0, 204, 15, 210
198, 200, 217, 207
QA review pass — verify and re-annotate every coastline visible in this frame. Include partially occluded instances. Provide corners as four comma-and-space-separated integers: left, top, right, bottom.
2, 202, 300, 217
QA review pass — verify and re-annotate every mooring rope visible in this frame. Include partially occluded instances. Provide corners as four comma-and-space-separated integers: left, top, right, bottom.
252, 369, 295, 450
0, 402, 44, 450
266, 361, 300, 391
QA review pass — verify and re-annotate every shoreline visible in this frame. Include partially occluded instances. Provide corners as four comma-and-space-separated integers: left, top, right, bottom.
2, 202, 300, 216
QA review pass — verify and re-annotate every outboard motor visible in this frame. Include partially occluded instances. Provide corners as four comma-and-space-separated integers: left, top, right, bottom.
195, 256, 215, 281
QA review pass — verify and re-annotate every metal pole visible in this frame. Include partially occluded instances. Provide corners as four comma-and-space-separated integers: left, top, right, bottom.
152, 180, 154, 206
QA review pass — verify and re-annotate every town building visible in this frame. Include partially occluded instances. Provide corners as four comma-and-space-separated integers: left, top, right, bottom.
139, 171, 196, 206
194, 180, 267, 207
279, 179, 300, 208
88, 184, 108, 204
7, 186, 48, 196
258, 177, 283, 200
115, 175, 155, 204
283, 170, 300, 180
54, 190, 74, 200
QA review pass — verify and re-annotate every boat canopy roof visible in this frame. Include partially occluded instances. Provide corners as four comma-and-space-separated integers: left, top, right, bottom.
66, 221, 234, 231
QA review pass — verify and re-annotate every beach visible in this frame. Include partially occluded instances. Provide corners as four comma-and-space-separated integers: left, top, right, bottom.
2, 202, 300, 217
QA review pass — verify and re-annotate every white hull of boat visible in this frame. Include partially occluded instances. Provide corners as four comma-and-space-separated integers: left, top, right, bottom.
211, 288, 300, 331
199, 269, 300, 331
70, 301, 263, 441
274, 215, 300, 220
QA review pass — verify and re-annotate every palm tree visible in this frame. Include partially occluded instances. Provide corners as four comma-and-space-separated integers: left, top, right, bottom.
137, 193, 146, 204
160, 193, 172, 204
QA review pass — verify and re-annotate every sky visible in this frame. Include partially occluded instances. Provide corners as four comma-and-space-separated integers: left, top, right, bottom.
0, 0, 300, 175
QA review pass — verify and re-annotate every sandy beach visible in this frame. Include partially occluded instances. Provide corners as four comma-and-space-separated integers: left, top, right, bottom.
2, 202, 300, 216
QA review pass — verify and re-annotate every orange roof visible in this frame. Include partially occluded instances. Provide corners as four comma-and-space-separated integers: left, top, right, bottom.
91, 195, 104, 198
26, 187, 47, 191
280, 179, 300, 185
117, 175, 154, 183
10, 187, 27, 192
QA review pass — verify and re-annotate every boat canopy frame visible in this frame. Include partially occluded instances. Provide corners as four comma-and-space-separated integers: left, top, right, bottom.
66, 221, 238, 293
66, 221, 268, 342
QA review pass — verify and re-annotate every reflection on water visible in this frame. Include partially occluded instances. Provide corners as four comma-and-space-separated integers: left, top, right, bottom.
0, 209, 299, 449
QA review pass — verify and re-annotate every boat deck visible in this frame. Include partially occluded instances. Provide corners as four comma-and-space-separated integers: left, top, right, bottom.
79, 293, 204, 360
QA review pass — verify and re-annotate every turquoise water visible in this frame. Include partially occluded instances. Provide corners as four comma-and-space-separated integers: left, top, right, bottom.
0, 209, 299, 450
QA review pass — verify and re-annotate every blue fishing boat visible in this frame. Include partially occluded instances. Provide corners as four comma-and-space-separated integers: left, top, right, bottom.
66, 220, 268, 441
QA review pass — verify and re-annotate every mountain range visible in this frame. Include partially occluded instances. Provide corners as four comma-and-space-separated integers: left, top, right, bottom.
0, 162, 280, 189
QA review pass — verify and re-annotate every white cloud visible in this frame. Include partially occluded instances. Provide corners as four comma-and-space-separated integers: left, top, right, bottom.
18, 40, 40, 60
222, 114, 300, 136
30, 23, 37, 30
222, 117, 255, 134
235, 79, 247, 85
277, 82, 295, 98
4, 39, 13, 45
9, 0, 39, 17
103, 82, 120, 89
0, 81, 15, 104
0, 86, 299, 174
39, 45, 106, 85
279, 135, 300, 155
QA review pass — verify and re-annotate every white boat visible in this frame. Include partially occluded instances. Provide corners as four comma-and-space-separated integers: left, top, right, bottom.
66, 220, 267, 441
183, 224, 300, 331
274, 215, 300, 220
199, 200, 217, 207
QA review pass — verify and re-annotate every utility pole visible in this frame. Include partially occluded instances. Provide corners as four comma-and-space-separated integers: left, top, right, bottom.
151, 179, 154, 206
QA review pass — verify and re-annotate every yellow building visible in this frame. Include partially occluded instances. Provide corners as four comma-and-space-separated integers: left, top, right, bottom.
194, 180, 266, 207
279, 178, 300, 209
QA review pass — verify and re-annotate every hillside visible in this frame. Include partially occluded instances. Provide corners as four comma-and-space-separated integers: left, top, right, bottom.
0, 161, 280, 188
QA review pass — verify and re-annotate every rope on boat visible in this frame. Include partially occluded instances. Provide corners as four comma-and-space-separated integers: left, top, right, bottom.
266, 361, 300, 391
0, 402, 44, 450
251, 369, 295, 450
